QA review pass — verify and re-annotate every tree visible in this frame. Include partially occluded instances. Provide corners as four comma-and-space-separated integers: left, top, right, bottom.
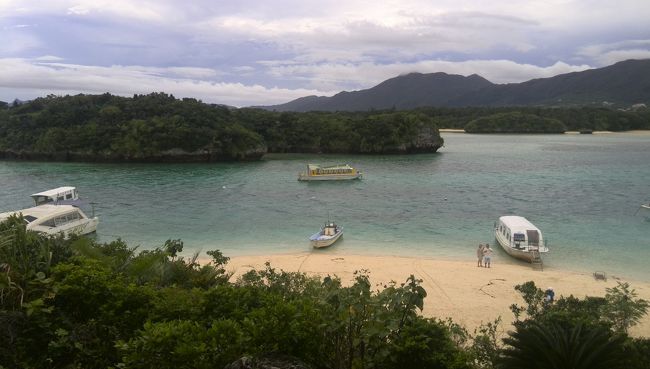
601, 282, 649, 334
499, 322, 626, 369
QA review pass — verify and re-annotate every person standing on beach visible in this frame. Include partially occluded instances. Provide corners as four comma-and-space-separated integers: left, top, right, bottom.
483, 245, 492, 268
544, 287, 555, 304
477, 244, 485, 267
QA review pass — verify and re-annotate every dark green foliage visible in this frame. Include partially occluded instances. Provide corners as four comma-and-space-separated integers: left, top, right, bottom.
509, 281, 648, 334
496, 281, 649, 369
0, 93, 266, 161
468, 318, 502, 369
417, 106, 650, 131
118, 319, 244, 369
499, 322, 626, 369
3, 217, 649, 369
1, 219, 469, 369
0, 93, 445, 161
601, 282, 649, 334
465, 112, 566, 133
379, 318, 473, 369
621, 337, 650, 369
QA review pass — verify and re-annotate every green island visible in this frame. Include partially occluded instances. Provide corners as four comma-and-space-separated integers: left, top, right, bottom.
0, 93, 443, 162
1, 93, 649, 162
1, 216, 649, 369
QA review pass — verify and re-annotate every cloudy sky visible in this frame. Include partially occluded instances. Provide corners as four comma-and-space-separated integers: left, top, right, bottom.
1, 0, 650, 106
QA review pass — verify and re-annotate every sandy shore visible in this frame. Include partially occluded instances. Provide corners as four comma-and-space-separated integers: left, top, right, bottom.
226, 253, 650, 337
440, 129, 650, 136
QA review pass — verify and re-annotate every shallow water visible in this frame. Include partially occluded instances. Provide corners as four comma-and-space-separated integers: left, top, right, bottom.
1, 133, 649, 280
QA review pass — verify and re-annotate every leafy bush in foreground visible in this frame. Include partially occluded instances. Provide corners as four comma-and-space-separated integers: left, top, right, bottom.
1, 218, 648, 369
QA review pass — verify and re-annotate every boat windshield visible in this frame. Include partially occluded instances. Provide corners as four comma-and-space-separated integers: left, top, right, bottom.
32, 195, 53, 206
513, 233, 526, 242
24, 215, 38, 223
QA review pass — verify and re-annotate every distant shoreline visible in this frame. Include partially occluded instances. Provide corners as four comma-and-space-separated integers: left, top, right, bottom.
221, 252, 650, 338
440, 129, 650, 135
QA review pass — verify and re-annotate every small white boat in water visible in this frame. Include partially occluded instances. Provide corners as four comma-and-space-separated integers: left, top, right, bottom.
494, 216, 549, 263
0, 204, 99, 238
309, 221, 343, 248
298, 164, 362, 181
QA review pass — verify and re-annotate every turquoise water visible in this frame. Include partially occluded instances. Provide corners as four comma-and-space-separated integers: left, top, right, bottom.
1, 133, 649, 280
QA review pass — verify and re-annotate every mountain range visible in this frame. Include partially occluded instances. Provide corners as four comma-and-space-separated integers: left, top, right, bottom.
262, 59, 650, 112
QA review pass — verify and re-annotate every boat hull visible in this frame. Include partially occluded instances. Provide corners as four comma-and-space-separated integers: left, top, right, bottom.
298, 173, 362, 181
32, 217, 99, 239
310, 230, 343, 248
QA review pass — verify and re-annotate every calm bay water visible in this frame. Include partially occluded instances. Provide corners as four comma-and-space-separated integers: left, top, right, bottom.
1, 133, 649, 280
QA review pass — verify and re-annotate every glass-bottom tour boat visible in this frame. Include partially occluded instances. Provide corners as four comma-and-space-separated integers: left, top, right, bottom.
298, 164, 362, 181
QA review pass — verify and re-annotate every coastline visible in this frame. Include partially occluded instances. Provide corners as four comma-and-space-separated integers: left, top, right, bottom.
224, 252, 650, 338
440, 129, 650, 135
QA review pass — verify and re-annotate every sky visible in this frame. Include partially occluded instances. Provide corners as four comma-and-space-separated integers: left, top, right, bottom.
1, 0, 650, 107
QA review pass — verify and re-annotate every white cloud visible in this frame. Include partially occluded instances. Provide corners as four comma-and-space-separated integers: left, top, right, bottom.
594, 50, 650, 66
33, 55, 65, 61
0, 58, 332, 106
266, 59, 592, 91
66, 5, 90, 15
0, 56, 596, 107
1, 0, 649, 105
577, 40, 650, 66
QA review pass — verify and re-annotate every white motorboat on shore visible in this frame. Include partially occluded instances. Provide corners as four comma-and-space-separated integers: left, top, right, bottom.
0, 204, 99, 238
494, 216, 549, 263
309, 221, 343, 248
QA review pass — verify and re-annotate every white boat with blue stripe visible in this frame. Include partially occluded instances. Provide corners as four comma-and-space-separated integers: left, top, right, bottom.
309, 221, 343, 248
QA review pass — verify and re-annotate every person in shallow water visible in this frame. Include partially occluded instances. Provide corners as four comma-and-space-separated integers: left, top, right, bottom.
477, 244, 485, 267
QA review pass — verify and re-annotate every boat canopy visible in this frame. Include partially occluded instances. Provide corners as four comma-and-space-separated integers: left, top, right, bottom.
30, 186, 78, 206
0, 204, 82, 221
307, 164, 354, 171
499, 216, 542, 234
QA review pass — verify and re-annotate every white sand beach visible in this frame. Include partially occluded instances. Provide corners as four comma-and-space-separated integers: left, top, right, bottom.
226, 253, 650, 338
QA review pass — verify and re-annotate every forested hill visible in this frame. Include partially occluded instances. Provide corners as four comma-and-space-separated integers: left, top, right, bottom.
264, 59, 650, 112
2, 93, 649, 163
0, 93, 444, 162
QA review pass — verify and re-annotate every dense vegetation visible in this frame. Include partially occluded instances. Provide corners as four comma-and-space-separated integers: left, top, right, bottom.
2, 93, 649, 162
1, 216, 649, 369
464, 112, 566, 133
0, 94, 443, 162
417, 106, 650, 132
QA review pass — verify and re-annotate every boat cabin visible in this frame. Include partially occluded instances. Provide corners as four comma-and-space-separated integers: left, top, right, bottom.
323, 222, 338, 236
31, 187, 79, 206
0, 204, 98, 238
495, 216, 547, 252
307, 164, 356, 176
299, 163, 362, 181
